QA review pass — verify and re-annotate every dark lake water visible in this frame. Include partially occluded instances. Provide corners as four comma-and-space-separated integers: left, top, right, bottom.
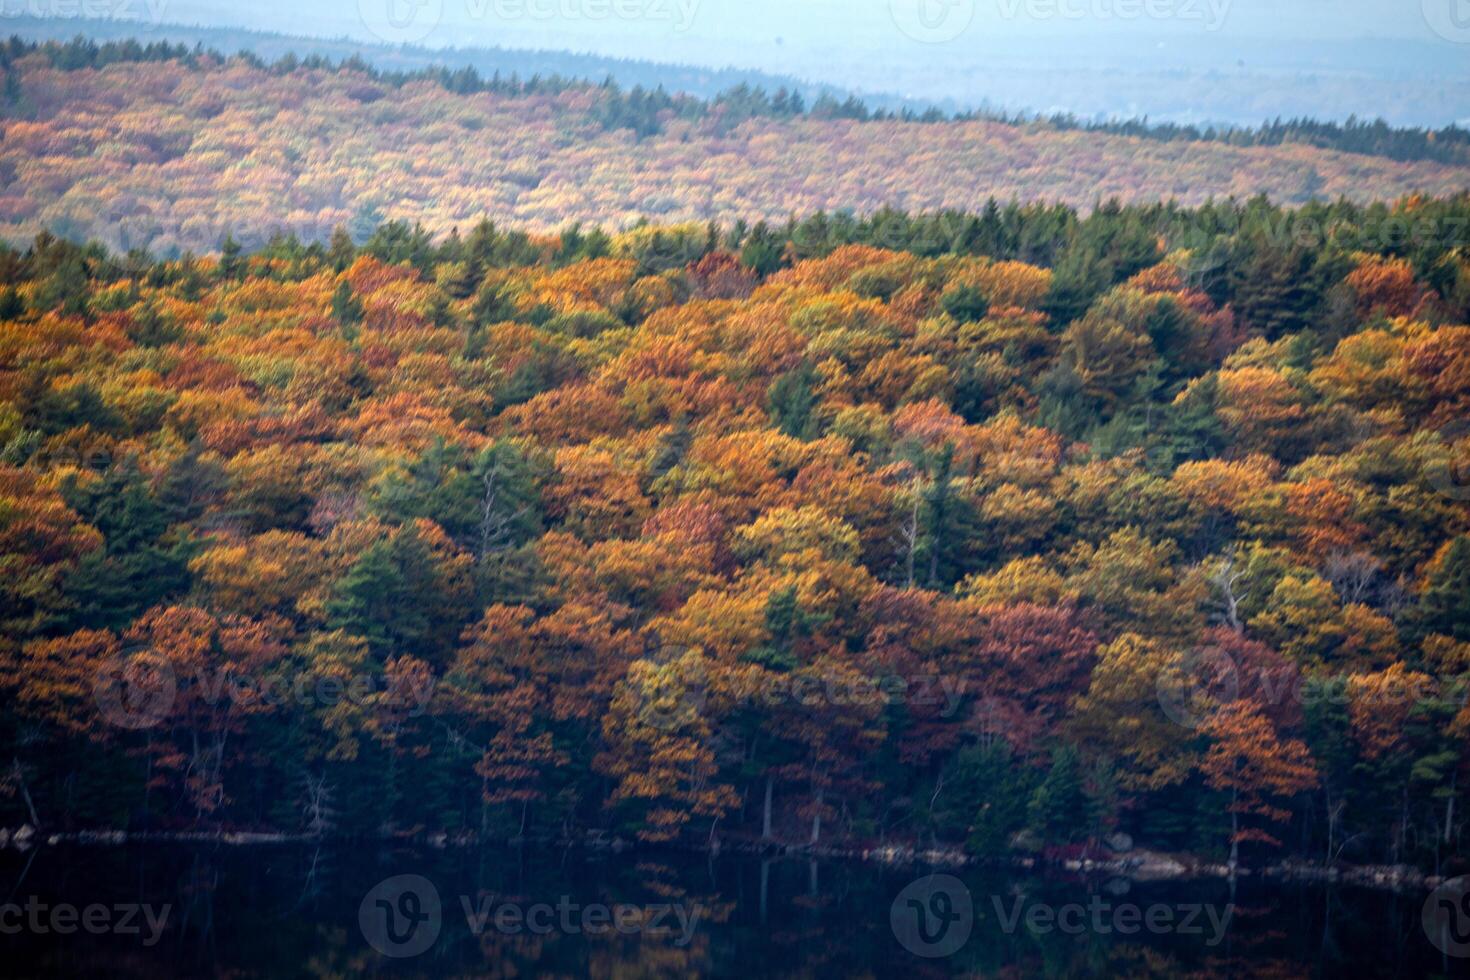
0, 843, 1465, 977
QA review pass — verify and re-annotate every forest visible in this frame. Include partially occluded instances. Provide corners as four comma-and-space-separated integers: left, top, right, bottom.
3, 38, 1470, 256
2, 192, 1469, 875
9, 34, 1469, 163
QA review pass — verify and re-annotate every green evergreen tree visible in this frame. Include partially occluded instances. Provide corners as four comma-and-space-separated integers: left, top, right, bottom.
218, 233, 245, 281
740, 221, 786, 276
331, 280, 364, 336
327, 225, 356, 273
929, 741, 1035, 852
939, 284, 990, 323
767, 363, 820, 440
912, 443, 981, 588
0, 285, 22, 319
325, 525, 472, 667
1418, 536, 1470, 642
59, 460, 193, 631
37, 253, 90, 318
1027, 745, 1089, 844
1041, 245, 1107, 327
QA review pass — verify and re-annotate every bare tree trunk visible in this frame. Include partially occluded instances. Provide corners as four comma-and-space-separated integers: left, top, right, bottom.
1210, 553, 1247, 632
901, 494, 919, 590
762, 775, 774, 840
810, 786, 823, 846
9, 759, 39, 828
1446, 770, 1457, 846
759, 859, 770, 923
1397, 786, 1409, 862
1323, 783, 1339, 865
479, 770, 489, 839
479, 461, 502, 561
1228, 789, 1239, 875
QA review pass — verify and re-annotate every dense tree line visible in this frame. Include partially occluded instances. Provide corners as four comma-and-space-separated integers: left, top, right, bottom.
3, 47, 1466, 256
1039, 114, 1470, 168
3, 34, 1467, 162
1, 197, 1468, 876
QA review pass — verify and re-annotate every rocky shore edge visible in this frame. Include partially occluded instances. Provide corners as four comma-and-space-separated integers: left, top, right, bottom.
2, 824, 1454, 894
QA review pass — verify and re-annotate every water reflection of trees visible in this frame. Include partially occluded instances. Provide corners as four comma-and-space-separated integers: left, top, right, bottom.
0, 846, 1446, 977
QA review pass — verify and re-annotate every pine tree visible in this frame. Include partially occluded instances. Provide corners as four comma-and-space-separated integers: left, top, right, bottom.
327, 225, 355, 273
218, 233, 244, 281
913, 443, 980, 589
1418, 537, 1470, 642
940, 284, 989, 323
740, 222, 786, 276
331, 280, 364, 337
931, 741, 1034, 852
38, 254, 90, 318
1027, 745, 1089, 844
767, 363, 819, 439
0, 286, 20, 319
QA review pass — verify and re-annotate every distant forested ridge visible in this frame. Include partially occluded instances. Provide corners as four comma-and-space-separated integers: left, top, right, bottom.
1, 36, 1468, 256
4, 32, 1469, 163
2, 196, 1469, 871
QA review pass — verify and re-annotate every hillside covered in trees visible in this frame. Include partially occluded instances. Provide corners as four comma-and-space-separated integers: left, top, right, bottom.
3, 196, 1469, 873
3, 38, 1470, 256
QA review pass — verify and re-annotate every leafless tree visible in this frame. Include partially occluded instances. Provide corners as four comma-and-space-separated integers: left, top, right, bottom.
1322, 549, 1382, 605
301, 772, 336, 838
1207, 551, 1247, 632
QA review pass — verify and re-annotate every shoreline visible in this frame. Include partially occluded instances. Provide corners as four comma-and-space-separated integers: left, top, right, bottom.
3, 825, 1451, 894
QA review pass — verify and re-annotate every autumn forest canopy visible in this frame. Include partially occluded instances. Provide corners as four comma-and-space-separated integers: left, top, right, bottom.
3, 36, 1470, 256
2, 182, 1470, 875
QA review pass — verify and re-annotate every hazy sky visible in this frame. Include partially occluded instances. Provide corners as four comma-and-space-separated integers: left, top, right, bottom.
138, 0, 1470, 53
42, 0, 1470, 124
